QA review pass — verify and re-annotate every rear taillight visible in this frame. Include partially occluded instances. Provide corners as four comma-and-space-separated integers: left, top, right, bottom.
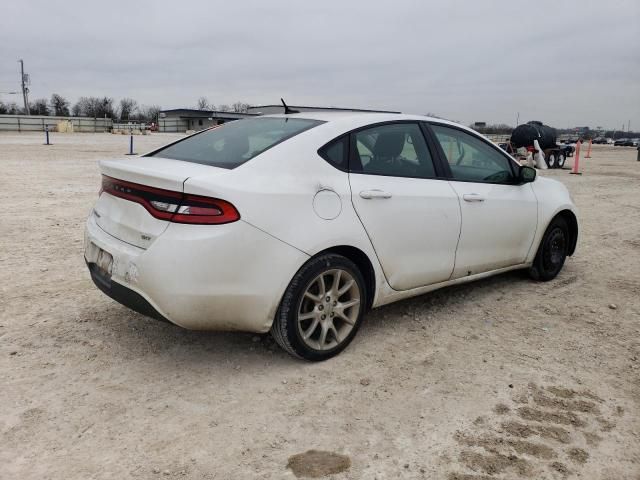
101, 175, 240, 225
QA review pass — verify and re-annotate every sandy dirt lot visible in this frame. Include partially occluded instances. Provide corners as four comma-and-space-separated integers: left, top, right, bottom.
1, 132, 639, 479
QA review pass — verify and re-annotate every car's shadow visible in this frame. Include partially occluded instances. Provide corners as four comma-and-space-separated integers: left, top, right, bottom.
80, 269, 532, 368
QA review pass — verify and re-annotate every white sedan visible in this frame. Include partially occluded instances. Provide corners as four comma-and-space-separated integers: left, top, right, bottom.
84, 112, 578, 360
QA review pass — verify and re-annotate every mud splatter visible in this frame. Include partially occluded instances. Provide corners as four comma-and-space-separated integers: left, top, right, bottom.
567, 447, 589, 464
456, 433, 556, 460
501, 421, 536, 438
517, 406, 586, 427
460, 451, 531, 476
501, 421, 571, 444
583, 431, 602, 447
550, 461, 570, 477
448, 474, 494, 480
595, 416, 616, 432
287, 450, 351, 478
493, 404, 510, 415
533, 391, 599, 414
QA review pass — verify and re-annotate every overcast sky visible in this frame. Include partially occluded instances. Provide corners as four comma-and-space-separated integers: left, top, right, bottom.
1, 0, 638, 129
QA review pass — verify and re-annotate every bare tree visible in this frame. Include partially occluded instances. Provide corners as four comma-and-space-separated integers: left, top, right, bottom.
119, 98, 138, 121
0, 102, 7, 114
72, 100, 83, 116
72, 96, 116, 118
139, 104, 161, 123
232, 102, 250, 113
196, 97, 211, 110
6, 102, 21, 114
217, 104, 230, 112
50, 93, 70, 116
30, 98, 50, 115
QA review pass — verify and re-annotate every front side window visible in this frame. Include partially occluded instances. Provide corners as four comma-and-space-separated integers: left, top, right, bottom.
151, 117, 323, 168
350, 123, 436, 178
430, 124, 515, 183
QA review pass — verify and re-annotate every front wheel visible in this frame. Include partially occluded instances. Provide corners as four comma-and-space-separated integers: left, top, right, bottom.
528, 216, 569, 281
271, 254, 367, 361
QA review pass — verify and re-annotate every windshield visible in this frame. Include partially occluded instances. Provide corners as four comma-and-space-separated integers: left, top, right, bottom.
150, 117, 323, 168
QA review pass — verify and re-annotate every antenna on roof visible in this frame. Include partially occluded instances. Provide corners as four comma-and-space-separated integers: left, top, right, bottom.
281, 98, 299, 114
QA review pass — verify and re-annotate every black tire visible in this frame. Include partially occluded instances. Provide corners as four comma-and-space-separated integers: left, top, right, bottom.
528, 216, 569, 281
556, 152, 566, 169
546, 153, 556, 169
271, 253, 367, 361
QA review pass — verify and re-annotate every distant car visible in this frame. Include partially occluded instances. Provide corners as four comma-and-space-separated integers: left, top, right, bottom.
631, 139, 639, 147
614, 138, 631, 146
84, 112, 579, 360
563, 138, 578, 144
559, 144, 575, 157
592, 137, 607, 144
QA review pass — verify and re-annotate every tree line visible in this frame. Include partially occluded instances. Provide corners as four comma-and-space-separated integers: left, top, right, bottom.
195, 97, 250, 113
0, 94, 161, 123
0, 94, 252, 120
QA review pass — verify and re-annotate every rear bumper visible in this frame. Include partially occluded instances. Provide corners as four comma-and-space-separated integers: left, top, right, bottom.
87, 261, 169, 323
84, 212, 309, 332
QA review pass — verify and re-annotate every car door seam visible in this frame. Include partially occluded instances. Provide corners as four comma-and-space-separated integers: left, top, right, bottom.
346, 173, 398, 290
448, 181, 464, 280
524, 183, 540, 260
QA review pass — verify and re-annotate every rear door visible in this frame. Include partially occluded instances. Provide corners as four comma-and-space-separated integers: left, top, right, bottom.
426, 123, 538, 278
347, 122, 461, 290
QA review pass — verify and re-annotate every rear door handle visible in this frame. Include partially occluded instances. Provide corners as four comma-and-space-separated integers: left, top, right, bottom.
463, 193, 486, 202
359, 189, 392, 199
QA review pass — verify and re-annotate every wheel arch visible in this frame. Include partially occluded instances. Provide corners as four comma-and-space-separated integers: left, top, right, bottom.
313, 245, 376, 311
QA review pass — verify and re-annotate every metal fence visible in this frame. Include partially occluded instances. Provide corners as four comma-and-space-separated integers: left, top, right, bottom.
0, 114, 112, 132
158, 118, 186, 133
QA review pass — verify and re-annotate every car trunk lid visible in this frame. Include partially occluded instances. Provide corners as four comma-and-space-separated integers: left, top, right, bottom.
95, 157, 229, 249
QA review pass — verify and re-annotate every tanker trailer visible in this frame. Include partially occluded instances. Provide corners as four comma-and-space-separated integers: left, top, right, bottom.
510, 121, 567, 168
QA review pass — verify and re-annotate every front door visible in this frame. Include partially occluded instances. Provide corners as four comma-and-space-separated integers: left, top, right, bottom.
428, 123, 538, 278
348, 122, 461, 290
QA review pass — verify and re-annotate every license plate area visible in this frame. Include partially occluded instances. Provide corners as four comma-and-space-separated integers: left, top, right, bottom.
95, 248, 113, 279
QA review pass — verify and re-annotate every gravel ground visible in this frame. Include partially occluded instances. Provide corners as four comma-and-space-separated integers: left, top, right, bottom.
1, 132, 639, 479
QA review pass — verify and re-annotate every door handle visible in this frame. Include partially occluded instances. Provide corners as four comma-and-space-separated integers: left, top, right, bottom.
463, 193, 486, 202
359, 189, 392, 199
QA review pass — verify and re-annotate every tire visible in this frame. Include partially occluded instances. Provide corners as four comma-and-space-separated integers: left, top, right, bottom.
528, 216, 569, 281
271, 253, 367, 361
556, 152, 566, 169
546, 153, 556, 169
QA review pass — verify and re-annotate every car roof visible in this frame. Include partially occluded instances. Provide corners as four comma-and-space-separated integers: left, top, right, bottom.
260, 111, 466, 130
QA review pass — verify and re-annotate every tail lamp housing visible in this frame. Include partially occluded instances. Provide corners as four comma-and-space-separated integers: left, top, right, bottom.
101, 175, 240, 225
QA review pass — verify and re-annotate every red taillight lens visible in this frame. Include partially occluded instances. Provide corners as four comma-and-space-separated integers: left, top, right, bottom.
101, 175, 240, 225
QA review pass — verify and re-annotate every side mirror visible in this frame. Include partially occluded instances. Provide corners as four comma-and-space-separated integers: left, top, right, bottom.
519, 165, 537, 183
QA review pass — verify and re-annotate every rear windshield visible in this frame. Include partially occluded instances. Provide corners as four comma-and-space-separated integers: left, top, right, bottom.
150, 117, 323, 168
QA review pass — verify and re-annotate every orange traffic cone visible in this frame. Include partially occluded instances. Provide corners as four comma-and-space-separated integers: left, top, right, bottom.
570, 141, 582, 175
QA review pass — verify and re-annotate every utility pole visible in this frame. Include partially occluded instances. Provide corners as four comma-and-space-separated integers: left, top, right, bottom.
19, 59, 30, 115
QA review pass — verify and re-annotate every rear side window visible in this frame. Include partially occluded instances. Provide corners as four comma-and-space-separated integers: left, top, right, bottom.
318, 136, 347, 170
151, 117, 323, 169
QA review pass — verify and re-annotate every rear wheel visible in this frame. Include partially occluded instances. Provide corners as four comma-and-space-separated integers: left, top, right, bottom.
556, 152, 566, 168
271, 254, 366, 361
529, 216, 569, 281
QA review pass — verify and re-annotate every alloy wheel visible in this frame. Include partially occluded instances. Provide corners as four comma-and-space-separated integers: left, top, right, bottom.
297, 269, 361, 351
